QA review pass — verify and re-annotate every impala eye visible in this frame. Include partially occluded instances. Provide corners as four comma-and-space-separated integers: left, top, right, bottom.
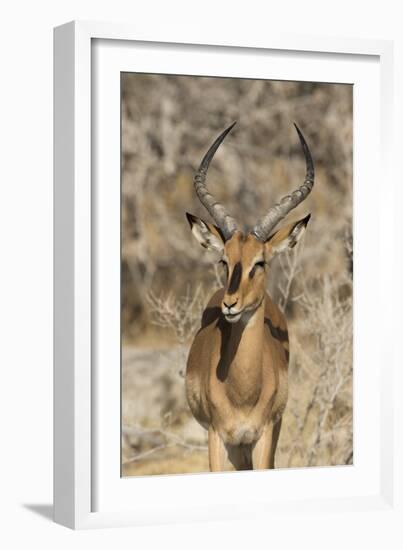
219, 259, 229, 276
249, 260, 265, 279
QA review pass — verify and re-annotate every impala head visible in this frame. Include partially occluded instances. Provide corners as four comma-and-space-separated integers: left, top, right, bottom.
186, 122, 314, 324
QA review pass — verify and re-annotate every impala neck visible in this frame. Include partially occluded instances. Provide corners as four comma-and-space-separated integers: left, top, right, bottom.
217, 300, 265, 406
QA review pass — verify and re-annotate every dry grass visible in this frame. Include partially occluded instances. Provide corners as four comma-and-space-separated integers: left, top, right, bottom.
121, 74, 353, 475
276, 262, 353, 468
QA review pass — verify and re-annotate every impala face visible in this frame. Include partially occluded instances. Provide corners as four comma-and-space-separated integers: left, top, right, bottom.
220, 232, 266, 323
185, 121, 314, 472
186, 121, 314, 325
186, 214, 311, 324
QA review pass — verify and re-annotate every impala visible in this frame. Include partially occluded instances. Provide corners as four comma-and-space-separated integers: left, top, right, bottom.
185, 122, 314, 471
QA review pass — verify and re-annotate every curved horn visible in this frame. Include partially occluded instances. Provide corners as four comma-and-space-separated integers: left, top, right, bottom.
194, 122, 238, 240
251, 123, 314, 241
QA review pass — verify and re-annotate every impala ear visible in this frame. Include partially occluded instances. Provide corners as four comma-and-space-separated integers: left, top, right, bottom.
186, 212, 225, 252
265, 214, 311, 258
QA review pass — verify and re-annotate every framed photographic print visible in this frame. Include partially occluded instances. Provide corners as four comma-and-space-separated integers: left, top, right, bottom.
54, 21, 396, 529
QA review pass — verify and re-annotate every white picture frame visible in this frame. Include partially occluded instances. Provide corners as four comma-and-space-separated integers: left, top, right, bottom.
54, 20, 396, 530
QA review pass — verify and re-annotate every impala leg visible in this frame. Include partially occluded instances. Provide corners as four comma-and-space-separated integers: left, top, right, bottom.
269, 418, 282, 469
252, 422, 274, 470
208, 426, 227, 472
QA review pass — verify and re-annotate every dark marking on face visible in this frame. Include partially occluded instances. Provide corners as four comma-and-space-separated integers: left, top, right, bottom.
249, 261, 264, 279
227, 262, 242, 295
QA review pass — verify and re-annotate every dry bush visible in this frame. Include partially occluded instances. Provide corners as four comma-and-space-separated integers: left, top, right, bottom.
275, 250, 353, 468
121, 74, 353, 474
121, 74, 352, 340
122, 257, 353, 471
146, 285, 207, 378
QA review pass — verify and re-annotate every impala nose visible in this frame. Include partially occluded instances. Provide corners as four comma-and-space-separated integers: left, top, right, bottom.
223, 299, 238, 310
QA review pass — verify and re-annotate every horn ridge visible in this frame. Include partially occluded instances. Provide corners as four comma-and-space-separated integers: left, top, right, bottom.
193, 122, 238, 239
251, 124, 315, 241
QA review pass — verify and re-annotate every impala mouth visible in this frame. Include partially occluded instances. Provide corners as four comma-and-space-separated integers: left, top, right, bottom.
224, 310, 243, 323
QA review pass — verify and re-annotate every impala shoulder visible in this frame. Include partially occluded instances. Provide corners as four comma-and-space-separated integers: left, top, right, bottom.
263, 293, 288, 339
206, 288, 225, 307
199, 288, 225, 329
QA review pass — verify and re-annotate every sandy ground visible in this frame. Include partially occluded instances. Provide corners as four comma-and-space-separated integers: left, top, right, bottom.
122, 319, 353, 476
122, 346, 210, 477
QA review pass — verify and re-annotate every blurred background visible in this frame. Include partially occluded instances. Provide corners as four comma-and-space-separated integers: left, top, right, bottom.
121, 73, 353, 476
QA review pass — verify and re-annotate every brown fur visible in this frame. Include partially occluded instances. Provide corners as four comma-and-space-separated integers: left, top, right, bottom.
186, 288, 289, 442
185, 229, 296, 471
184, 123, 313, 471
